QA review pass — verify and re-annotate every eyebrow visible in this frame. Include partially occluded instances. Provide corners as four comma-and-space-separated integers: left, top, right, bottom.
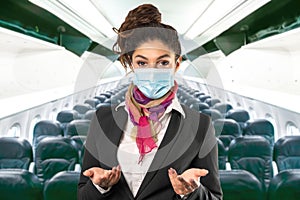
134, 54, 171, 60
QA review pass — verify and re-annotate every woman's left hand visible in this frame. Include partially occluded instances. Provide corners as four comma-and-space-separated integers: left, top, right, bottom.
168, 168, 208, 196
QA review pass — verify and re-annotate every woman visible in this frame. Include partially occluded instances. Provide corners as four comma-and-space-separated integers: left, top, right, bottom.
78, 4, 222, 200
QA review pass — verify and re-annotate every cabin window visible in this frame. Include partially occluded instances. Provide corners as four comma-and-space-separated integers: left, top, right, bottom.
248, 106, 256, 119
286, 121, 300, 136
49, 108, 57, 121
29, 115, 41, 144
8, 123, 21, 137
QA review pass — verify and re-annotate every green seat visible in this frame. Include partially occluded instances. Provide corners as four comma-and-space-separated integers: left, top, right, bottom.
0, 169, 42, 200
267, 169, 300, 200
44, 171, 80, 200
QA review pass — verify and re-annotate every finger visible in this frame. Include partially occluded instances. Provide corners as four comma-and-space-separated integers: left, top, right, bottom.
177, 176, 192, 190
194, 169, 209, 177
83, 169, 93, 177
168, 168, 178, 181
189, 178, 199, 190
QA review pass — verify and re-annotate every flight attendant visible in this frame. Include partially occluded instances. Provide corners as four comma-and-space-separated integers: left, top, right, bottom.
78, 4, 222, 200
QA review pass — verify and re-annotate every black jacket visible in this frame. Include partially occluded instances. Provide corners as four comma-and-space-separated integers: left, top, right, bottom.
78, 105, 222, 200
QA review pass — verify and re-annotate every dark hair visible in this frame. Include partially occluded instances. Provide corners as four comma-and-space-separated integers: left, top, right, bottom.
112, 4, 181, 70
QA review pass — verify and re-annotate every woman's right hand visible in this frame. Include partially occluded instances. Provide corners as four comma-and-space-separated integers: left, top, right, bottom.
83, 165, 121, 189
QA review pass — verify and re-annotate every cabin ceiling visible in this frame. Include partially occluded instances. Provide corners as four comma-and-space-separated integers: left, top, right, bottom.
1, 0, 300, 57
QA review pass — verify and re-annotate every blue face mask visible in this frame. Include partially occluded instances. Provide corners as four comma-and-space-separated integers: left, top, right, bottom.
133, 68, 175, 99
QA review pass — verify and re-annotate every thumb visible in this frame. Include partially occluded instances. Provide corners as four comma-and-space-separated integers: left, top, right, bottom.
83, 169, 94, 177
194, 169, 209, 177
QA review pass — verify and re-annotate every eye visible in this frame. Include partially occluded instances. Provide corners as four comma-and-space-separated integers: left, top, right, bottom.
157, 60, 170, 68
137, 61, 147, 67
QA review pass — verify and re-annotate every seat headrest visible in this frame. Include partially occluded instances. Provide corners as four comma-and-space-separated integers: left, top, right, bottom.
56, 110, 80, 123
229, 136, 272, 158
33, 120, 63, 138
219, 169, 263, 200
244, 119, 274, 137
274, 136, 300, 156
35, 137, 78, 161
214, 118, 242, 137
226, 109, 250, 122
65, 119, 90, 137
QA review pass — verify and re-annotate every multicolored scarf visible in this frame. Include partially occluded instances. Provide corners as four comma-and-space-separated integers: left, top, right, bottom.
125, 81, 178, 163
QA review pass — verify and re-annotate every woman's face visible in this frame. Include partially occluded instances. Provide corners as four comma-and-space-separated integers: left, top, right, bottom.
131, 40, 181, 71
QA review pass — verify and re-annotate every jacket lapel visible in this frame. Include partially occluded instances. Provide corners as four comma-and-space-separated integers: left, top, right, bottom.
135, 110, 182, 199
107, 106, 135, 199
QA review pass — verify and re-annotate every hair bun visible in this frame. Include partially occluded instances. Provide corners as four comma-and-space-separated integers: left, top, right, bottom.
119, 4, 161, 32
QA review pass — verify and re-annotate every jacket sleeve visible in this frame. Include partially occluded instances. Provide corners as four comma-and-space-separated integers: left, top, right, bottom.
77, 109, 114, 200
186, 119, 223, 200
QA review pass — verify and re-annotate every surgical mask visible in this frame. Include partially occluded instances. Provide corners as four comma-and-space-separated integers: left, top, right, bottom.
133, 68, 175, 99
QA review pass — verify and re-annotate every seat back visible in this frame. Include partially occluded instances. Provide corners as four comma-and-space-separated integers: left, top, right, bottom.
213, 103, 233, 114
201, 109, 223, 121
267, 169, 300, 200
226, 109, 250, 129
214, 119, 242, 148
0, 137, 33, 170
228, 136, 273, 191
72, 104, 93, 115
244, 119, 275, 146
217, 138, 227, 170
33, 120, 63, 149
44, 171, 80, 200
273, 136, 300, 172
65, 119, 90, 137
219, 169, 264, 200
0, 169, 43, 200
84, 98, 100, 108
56, 110, 80, 124
35, 137, 78, 182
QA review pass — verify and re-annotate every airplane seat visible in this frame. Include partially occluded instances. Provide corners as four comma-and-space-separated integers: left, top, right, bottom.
70, 135, 87, 160
35, 137, 78, 183
73, 104, 93, 115
273, 136, 300, 172
217, 138, 227, 170
96, 102, 111, 110
189, 102, 210, 112
193, 91, 205, 98
228, 136, 273, 193
0, 169, 43, 200
103, 98, 112, 104
219, 169, 264, 200
213, 103, 233, 115
94, 95, 107, 103
65, 119, 90, 137
84, 98, 101, 108
0, 137, 33, 170
43, 171, 80, 200
99, 92, 112, 99
56, 110, 81, 124
201, 109, 223, 121
184, 98, 201, 108
205, 98, 221, 107
267, 169, 300, 200
244, 119, 275, 146
33, 120, 64, 150
214, 118, 242, 149
83, 109, 95, 120
198, 94, 211, 102
226, 108, 250, 130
